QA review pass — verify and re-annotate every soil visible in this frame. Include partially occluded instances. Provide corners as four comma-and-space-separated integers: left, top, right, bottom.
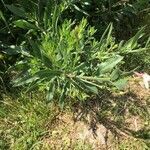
44, 77, 150, 149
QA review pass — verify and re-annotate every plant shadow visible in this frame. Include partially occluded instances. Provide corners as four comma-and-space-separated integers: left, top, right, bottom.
71, 89, 150, 147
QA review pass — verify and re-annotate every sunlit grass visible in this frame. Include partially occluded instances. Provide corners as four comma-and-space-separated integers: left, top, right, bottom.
0, 93, 59, 149
0, 91, 149, 150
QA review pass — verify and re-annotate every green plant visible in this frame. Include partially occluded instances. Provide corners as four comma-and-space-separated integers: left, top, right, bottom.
0, 0, 67, 94
0, 0, 149, 97
12, 12, 150, 105
0, 1, 149, 104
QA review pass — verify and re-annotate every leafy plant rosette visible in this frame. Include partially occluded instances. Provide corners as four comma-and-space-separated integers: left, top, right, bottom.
4, 3, 149, 104
12, 18, 150, 104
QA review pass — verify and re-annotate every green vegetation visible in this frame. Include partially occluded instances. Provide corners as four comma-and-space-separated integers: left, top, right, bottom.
0, 93, 57, 149
0, 0, 150, 149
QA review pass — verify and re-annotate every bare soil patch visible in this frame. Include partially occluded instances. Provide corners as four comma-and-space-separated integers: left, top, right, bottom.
42, 77, 149, 149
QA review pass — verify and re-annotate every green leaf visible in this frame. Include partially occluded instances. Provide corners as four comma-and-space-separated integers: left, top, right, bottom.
145, 37, 150, 47
59, 81, 68, 107
98, 55, 123, 74
13, 70, 61, 87
34, 70, 61, 79
29, 40, 51, 68
113, 79, 128, 90
72, 4, 89, 16
52, 5, 60, 34
43, 0, 52, 29
84, 84, 98, 94
6, 4, 26, 18
130, 27, 145, 48
46, 78, 56, 102
70, 78, 86, 93
77, 78, 99, 94
0, 10, 13, 37
78, 76, 110, 82
126, 48, 149, 54
5, 45, 30, 57
14, 20, 38, 30
120, 27, 145, 53
0, 10, 5, 21
106, 23, 113, 45
13, 75, 39, 87
99, 23, 112, 46
26, 80, 44, 92
74, 62, 86, 71
110, 69, 120, 81
42, 54, 53, 68
29, 40, 42, 59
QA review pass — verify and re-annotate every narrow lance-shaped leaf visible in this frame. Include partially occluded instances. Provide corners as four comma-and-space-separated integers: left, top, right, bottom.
76, 78, 99, 94
46, 78, 56, 102
14, 20, 38, 30
59, 81, 68, 108
110, 68, 120, 81
13, 75, 39, 87
120, 27, 145, 53
6, 4, 26, 18
106, 23, 113, 46
113, 79, 128, 90
29, 40, 42, 59
72, 4, 89, 16
0, 10, 14, 37
26, 79, 44, 92
98, 55, 123, 74
99, 23, 112, 47
13, 70, 61, 86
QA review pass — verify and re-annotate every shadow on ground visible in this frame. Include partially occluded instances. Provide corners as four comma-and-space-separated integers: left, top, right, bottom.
71, 89, 150, 148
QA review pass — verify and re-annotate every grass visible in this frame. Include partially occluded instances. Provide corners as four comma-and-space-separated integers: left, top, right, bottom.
113, 138, 149, 150
0, 86, 149, 150
0, 92, 59, 150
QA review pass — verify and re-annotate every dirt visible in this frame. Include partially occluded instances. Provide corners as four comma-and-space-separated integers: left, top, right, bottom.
128, 77, 150, 99
44, 77, 150, 149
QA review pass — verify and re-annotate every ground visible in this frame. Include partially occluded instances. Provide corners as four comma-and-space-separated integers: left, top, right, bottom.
0, 77, 150, 149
